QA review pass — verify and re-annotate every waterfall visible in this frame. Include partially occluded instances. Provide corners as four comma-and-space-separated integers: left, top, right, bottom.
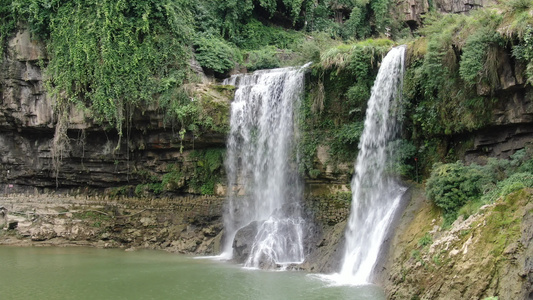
221, 64, 310, 268
340, 46, 407, 284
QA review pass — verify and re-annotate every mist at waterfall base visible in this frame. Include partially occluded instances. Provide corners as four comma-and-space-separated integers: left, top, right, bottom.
218, 64, 310, 268
320, 46, 407, 285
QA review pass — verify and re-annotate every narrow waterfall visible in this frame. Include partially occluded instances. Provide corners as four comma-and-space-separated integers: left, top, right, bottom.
221, 64, 309, 268
340, 46, 407, 284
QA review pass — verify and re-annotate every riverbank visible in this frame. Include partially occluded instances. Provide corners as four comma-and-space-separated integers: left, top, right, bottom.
0, 194, 225, 254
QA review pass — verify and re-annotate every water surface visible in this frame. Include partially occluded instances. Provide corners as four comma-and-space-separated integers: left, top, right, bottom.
0, 247, 385, 300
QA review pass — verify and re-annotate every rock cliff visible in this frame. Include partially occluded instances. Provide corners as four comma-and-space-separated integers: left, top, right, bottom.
0, 194, 225, 254
445, 48, 532, 163
394, 0, 497, 29
380, 186, 533, 300
0, 28, 228, 194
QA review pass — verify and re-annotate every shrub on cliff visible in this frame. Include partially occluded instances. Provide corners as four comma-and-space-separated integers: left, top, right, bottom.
193, 34, 241, 75
481, 172, 533, 203
244, 46, 281, 71
426, 162, 488, 224
427, 148, 533, 225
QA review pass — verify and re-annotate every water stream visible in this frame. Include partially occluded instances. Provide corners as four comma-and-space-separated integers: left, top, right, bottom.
339, 46, 407, 284
221, 64, 309, 268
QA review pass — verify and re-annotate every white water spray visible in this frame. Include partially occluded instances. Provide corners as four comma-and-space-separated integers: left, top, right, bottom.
221, 64, 309, 267
339, 46, 407, 284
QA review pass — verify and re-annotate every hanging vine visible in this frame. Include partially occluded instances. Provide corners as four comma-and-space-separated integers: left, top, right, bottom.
13, 0, 193, 135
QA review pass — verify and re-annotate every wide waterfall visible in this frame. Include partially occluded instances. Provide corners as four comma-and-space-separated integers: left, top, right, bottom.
339, 46, 407, 284
221, 64, 309, 268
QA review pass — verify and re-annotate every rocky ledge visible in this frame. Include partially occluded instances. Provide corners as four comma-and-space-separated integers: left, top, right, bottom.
380, 187, 533, 299
0, 194, 224, 254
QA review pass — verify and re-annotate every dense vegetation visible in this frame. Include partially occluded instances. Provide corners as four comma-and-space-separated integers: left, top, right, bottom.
426, 148, 533, 226
11, 0, 194, 132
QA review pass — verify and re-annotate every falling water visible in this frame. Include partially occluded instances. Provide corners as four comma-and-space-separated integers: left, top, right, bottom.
340, 46, 407, 284
221, 64, 310, 268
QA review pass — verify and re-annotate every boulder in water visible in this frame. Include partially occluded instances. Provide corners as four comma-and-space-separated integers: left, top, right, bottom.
232, 221, 259, 264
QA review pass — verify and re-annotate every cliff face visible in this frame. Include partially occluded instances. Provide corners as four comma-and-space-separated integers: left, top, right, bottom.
395, 0, 497, 28
442, 47, 532, 163
0, 28, 231, 254
0, 28, 227, 194
380, 186, 533, 300
0, 194, 225, 254
434, 0, 495, 13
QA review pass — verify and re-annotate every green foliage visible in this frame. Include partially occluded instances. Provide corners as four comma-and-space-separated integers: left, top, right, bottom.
134, 149, 225, 197
481, 172, 533, 203
189, 148, 225, 195
500, 0, 533, 38
405, 5, 533, 151
334, 122, 364, 145
345, 83, 370, 116
457, 198, 484, 220
318, 38, 393, 71
14, 0, 194, 138
196, 0, 305, 47
196, 0, 399, 45
208, 0, 254, 39
459, 29, 504, 85
342, 4, 370, 39
302, 0, 337, 34
370, 0, 391, 34
288, 32, 341, 65
0, 0, 16, 60
160, 165, 183, 191
298, 39, 393, 175
329, 121, 363, 162
481, 189, 524, 257
513, 25, 533, 85
194, 34, 241, 74
244, 46, 281, 71
159, 86, 231, 149
427, 146, 533, 224
432, 253, 441, 266
417, 232, 432, 247
404, 11, 509, 144
233, 19, 302, 50
426, 162, 488, 224
319, 0, 394, 40
389, 139, 417, 178
319, 43, 356, 70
